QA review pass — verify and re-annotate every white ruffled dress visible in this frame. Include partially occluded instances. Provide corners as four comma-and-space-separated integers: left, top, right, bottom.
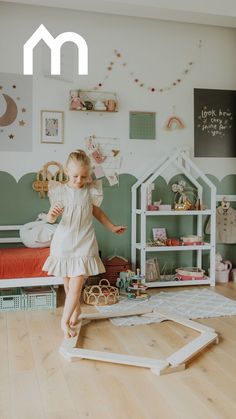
42, 180, 105, 278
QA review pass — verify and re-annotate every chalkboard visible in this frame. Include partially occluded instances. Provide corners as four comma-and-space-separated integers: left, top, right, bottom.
194, 88, 236, 157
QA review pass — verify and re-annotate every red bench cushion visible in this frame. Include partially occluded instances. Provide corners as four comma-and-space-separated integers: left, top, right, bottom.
0, 247, 50, 279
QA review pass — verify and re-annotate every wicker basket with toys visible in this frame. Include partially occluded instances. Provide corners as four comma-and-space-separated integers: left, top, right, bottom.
83, 279, 119, 306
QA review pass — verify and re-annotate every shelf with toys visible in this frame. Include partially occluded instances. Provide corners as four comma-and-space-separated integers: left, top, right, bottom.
69, 89, 118, 112
145, 277, 212, 288
135, 210, 212, 216
136, 243, 211, 252
131, 149, 216, 288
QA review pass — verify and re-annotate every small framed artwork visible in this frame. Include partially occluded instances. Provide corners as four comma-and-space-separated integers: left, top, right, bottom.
152, 228, 167, 241
41, 110, 64, 144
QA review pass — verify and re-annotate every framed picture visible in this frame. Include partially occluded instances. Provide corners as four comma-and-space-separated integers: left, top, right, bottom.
41, 110, 64, 144
152, 228, 167, 241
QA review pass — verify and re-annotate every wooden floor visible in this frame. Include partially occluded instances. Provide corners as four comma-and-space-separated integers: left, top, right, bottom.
1, 283, 236, 419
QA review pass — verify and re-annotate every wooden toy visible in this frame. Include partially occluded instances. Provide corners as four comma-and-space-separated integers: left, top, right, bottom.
127, 269, 149, 300
116, 269, 149, 299
116, 271, 132, 293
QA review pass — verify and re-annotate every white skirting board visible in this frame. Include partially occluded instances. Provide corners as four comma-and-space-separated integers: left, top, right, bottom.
59, 308, 219, 375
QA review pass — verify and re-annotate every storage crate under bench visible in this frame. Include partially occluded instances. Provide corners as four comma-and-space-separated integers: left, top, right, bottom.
22, 286, 57, 310
0, 286, 57, 311
0, 287, 24, 311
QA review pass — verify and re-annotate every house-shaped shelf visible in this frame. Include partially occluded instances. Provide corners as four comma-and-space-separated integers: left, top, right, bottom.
131, 149, 216, 287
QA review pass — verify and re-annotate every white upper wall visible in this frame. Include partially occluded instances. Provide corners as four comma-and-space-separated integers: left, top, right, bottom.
4, 0, 236, 28
2, 0, 236, 27
0, 1, 236, 180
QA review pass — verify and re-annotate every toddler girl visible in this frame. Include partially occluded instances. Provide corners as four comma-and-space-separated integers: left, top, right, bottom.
43, 150, 126, 338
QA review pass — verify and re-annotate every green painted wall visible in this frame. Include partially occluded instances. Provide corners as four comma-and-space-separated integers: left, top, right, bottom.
0, 171, 235, 267
206, 174, 236, 267
0, 171, 136, 259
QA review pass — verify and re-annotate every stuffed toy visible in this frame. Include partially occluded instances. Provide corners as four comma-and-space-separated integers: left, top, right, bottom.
215, 253, 228, 271
70, 90, 86, 110
20, 213, 57, 248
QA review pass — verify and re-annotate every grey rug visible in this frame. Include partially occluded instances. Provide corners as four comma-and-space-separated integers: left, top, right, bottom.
96, 288, 236, 326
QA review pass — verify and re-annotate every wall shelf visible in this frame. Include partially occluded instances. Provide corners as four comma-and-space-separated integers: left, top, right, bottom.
69, 89, 118, 112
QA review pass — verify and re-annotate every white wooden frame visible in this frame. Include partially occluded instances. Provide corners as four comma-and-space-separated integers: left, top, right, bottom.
131, 148, 216, 287
59, 308, 219, 375
0, 225, 63, 288
216, 195, 236, 203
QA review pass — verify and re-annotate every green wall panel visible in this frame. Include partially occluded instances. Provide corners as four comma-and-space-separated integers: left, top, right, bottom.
0, 171, 49, 224
0, 171, 235, 267
94, 174, 136, 260
0, 171, 136, 260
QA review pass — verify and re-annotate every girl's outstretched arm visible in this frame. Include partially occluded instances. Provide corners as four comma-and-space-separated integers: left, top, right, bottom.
92, 205, 126, 235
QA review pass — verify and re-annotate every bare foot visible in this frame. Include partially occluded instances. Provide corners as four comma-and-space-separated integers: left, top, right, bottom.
69, 306, 81, 327
61, 322, 77, 339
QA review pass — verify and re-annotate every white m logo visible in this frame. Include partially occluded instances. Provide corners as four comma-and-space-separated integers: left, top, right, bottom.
23, 24, 88, 75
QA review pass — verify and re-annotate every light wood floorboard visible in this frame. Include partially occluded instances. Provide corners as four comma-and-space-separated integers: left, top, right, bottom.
1, 284, 236, 419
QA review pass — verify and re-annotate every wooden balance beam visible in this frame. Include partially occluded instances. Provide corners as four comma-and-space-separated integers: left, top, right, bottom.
59, 307, 219, 375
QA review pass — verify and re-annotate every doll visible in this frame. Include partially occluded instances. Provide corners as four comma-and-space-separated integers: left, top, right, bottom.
70, 90, 86, 110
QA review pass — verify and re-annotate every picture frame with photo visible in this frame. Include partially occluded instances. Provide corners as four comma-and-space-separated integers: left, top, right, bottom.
41, 110, 64, 144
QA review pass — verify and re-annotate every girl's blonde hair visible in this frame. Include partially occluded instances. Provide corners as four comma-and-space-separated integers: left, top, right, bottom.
65, 149, 91, 170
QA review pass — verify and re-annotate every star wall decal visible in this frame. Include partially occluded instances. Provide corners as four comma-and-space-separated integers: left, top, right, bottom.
0, 75, 31, 151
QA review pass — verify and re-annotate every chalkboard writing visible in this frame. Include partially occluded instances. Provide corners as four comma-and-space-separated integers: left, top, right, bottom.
194, 88, 236, 157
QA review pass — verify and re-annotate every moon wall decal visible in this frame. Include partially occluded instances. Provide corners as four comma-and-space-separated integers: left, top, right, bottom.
0, 94, 18, 127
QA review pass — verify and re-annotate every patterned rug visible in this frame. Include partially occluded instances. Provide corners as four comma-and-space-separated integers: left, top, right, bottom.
96, 288, 236, 326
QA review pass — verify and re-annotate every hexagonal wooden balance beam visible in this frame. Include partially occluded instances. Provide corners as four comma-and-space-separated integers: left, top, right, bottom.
59, 307, 219, 375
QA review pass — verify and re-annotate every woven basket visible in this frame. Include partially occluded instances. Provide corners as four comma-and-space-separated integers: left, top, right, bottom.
83, 279, 119, 306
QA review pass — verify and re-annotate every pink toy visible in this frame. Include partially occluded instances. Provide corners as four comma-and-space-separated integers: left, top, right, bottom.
70, 90, 86, 110
91, 149, 106, 164
87, 136, 107, 164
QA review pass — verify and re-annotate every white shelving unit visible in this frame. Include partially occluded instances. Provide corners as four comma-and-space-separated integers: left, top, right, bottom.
131, 149, 216, 287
